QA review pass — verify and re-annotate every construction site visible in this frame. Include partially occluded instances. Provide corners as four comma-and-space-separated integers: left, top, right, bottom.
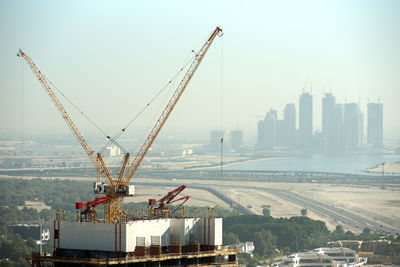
17, 27, 240, 266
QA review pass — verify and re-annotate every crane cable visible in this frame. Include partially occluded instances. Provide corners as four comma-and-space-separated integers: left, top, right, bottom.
112, 62, 184, 176
40, 52, 195, 156
19, 59, 25, 159
98, 54, 196, 154
130, 68, 181, 161
220, 33, 224, 177
41, 73, 127, 153
98, 32, 213, 155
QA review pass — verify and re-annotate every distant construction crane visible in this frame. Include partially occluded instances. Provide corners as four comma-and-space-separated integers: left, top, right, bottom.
18, 26, 223, 223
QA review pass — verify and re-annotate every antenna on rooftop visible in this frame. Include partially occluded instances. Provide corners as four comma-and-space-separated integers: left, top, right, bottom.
303, 76, 308, 91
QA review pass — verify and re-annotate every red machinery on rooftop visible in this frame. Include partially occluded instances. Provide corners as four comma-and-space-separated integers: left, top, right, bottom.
148, 185, 189, 218
75, 197, 110, 222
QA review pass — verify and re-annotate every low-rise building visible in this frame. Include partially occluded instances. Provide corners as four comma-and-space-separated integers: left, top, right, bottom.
278, 247, 366, 267
279, 251, 336, 267
240, 241, 255, 255
314, 247, 357, 263
327, 240, 361, 251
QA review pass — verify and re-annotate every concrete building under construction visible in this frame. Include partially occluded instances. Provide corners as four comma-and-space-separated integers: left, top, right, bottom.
20, 26, 239, 266
29, 211, 238, 266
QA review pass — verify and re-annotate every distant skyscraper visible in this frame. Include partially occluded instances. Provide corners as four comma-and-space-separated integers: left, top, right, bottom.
264, 110, 277, 149
230, 130, 243, 151
333, 104, 344, 151
256, 110, 277, 150
367, 103, 383, 147
299, 92, 313, 149
322, 93, 336, 151
257, 120, 267, 150
344, 103, 362, 151
284, 103, 296, 147
276, 119, 285, 146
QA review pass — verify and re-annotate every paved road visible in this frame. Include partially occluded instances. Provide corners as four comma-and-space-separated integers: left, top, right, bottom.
3, 175, 398, 234
136, 181, 399, 233
219, 184, 399, 233
265, 188, 399, 234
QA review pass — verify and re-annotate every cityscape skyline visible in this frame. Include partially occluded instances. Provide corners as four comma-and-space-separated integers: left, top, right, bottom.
1, 1, 400, 140
256, 91, 384, 151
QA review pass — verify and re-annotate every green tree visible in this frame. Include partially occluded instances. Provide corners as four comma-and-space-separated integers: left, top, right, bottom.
252, 230, 277, 256
39, 209, 55, 221
238, 253, 258, 267
301, 208, 307, 216
362, 228, 371, 235
224, 232, 240, 245
344, 231, 356, 240
26, 238, 37, 250
334, 225, 345, 235
0, 236, 31, 263
247, 258, 258, 267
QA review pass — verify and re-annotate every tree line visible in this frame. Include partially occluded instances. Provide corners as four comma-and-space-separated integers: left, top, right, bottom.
0, 178, 395, 266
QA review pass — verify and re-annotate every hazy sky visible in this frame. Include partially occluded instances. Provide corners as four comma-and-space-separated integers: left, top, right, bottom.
1, 0, 399, 143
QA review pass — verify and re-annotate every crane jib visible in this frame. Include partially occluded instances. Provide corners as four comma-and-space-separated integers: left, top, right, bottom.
18, 26, 223, 223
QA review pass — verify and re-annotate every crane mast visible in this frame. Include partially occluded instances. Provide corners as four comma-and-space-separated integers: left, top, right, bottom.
121, 27, 223, 187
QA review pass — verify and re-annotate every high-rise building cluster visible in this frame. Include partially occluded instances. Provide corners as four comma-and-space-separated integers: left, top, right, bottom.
257, 92, 383, 151
257, 105, 296, 150
367, 103, 383, 147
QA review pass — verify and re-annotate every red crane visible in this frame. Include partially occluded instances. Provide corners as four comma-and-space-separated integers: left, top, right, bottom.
75, 197, 110, 222
148, 185, 189, 218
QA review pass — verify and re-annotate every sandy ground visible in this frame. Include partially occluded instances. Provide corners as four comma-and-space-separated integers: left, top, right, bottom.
211, 184, 347, 231
365, 161, 400, 174
303, 184, 400, 229
125, 185, 230, 208
3, 175, 399, 232
133, 178, 400, 232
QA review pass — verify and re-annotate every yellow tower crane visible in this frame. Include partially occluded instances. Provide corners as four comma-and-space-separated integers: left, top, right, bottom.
18, 26, 223, 223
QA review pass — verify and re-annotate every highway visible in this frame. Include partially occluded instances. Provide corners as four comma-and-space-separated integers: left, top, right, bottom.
135, 181, 399, 233
4, 173, 399, 234
261, 188, 399, 233
214, 182, 399, 233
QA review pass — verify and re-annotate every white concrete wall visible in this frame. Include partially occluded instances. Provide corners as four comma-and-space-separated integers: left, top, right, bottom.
55, 217, 221, 252
213, 218, 223, 246
170, 218, 184, 244
184, 218, 201, 244
59, 221, 116, 251
124, 219, 170, 251
199, 218, 222, 246
170, 218, 201, 245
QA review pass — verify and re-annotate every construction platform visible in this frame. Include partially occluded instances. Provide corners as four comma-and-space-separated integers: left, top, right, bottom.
28, 248, 239, 266
27, 215, 239, 266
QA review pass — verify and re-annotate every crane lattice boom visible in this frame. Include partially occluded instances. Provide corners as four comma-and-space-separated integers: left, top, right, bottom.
17, 50, 114, 187
18, 26, 223, 223
121, 27, 223, 187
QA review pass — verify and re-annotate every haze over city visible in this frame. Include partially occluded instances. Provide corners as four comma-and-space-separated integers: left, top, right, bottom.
2, 2, 400, 266
1, 0, 400, 143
